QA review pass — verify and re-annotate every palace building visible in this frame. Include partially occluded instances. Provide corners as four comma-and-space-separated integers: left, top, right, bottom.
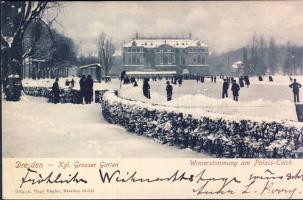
123, 33, 209, 76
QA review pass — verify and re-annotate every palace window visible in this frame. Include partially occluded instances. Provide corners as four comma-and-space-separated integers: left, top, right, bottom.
169, 55, 173, 63
163, 56, 169, 65
202, 56, 206, 64
197, 55, 202, 64
176, 56, 180, 65
182, 57, 186, 65
132, 55, 136, 63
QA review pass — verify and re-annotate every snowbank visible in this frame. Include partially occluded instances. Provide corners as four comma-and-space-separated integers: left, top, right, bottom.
101, 91, 303, 158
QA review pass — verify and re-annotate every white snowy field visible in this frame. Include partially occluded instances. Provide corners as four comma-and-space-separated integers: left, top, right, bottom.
119, 76, 303, 122
2, 96, 210, 158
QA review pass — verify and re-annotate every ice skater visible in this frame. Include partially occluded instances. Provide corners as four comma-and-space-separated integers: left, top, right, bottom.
143, 78, 151, 99
52, 78, 60, 104
222, 79, 229, 98
231, 80, 240, 101
166, 81, 173, 101
289, 79, 302, 103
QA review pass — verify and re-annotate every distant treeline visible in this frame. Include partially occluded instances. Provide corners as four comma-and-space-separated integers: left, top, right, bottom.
209, 34, 303, 75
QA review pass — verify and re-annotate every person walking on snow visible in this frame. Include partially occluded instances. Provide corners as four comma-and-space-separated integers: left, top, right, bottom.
222, 79, 229, 98
289, 79, 302, 103
52, 78, 60, 104
85, 75, 94, 104
166, 81, 173, 101
143, 78, 151, 99
79, 75, 86, 104
231, 80, 240, 101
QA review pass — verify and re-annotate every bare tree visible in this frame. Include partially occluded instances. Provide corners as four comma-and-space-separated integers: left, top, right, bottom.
97, 32, 115, 77
268, 37, 278, 74
258, 35, 267, 74
1, 1, 59, 101
250, 33, 259, 75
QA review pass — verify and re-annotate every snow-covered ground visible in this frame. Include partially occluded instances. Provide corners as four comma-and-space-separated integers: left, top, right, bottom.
2, 96, 210, 157
22, 75, 303, 122
119, 76, 303, 122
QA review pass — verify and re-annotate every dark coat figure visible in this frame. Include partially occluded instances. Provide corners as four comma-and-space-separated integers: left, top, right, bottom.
201, 76, 205, 83
79, 75, 86, 104
130, 77, 136, 83
289, 79, 302, 103
70, 78, 75, 87
166, 81, 173, 101
222, 79, 229, 98
143, 78, 151, 99
269, 76, 273, 82
85, 75, 94, 104
52, 78, 60, 104
133, 80, 138, 87
65, 79, 69, 86
231, 80, 240, 101
244, 76, 250, 87
124, 76, 130, 84
211, 76, 214, 82
214, 76, 216, 83
258, 75, 263, 81
178, 77, 183, 86
239, 76, 245, 87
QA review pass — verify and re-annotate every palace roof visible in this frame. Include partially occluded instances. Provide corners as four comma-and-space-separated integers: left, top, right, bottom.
124, 39, 207, 49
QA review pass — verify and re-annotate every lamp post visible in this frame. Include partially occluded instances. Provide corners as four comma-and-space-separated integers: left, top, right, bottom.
292, 55, 295, 75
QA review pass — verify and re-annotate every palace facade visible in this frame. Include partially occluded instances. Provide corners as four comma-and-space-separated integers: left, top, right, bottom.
123, 33, 209, 75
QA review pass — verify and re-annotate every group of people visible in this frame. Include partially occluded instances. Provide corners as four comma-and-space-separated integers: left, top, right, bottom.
65, 78, 75, 88
79, 75, 94, 104
141, 78, 174, 102
51, 75, 94, 104
222, 77, 248, 101
52, 74, 302, 104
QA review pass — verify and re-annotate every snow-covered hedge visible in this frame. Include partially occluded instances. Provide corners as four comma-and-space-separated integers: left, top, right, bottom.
101, 91, 303, 158
23, 86, 82, 104
23, 86, 109, 104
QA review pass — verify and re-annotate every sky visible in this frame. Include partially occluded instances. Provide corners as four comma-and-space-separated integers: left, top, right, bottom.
51, 1, 303, 56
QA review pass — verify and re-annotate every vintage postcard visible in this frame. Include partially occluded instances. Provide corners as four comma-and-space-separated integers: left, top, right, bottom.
1, 1, 303, 199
